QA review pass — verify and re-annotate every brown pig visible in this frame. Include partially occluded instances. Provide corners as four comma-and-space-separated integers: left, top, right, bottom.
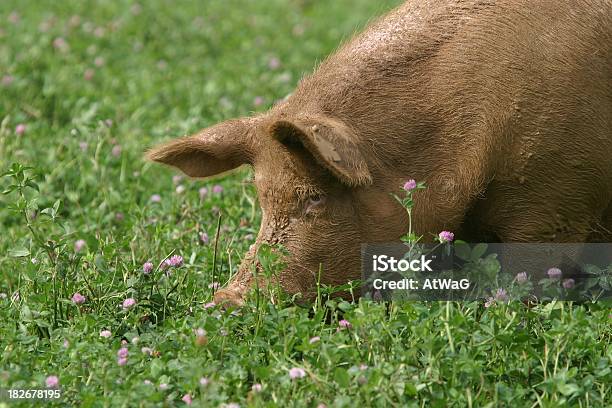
148, 0, 612, 306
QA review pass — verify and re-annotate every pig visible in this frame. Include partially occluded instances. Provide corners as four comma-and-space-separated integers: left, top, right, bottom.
148, 0, 612, 306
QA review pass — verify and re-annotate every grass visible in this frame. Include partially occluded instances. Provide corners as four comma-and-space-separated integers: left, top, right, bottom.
0, 1, 610, 406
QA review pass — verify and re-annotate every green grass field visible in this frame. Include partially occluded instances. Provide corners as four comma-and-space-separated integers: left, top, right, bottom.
1, 1, 610, 406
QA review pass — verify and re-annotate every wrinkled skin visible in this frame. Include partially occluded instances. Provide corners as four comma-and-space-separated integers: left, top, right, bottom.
148, 0, 612, 306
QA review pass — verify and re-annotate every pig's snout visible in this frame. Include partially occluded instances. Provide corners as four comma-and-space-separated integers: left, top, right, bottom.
212, 253, 263, 308
213, 287, 246, 308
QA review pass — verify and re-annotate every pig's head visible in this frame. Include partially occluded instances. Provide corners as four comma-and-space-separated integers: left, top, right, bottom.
147, 114, 408, 306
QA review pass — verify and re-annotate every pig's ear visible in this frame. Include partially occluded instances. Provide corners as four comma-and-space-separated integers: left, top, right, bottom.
270, 116, 372, 186
146, 119, 253, 178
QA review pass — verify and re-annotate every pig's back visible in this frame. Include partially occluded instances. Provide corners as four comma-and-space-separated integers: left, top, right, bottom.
286, 0, 611, 136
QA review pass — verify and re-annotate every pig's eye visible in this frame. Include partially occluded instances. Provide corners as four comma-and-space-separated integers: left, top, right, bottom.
305, 194, 326, 214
